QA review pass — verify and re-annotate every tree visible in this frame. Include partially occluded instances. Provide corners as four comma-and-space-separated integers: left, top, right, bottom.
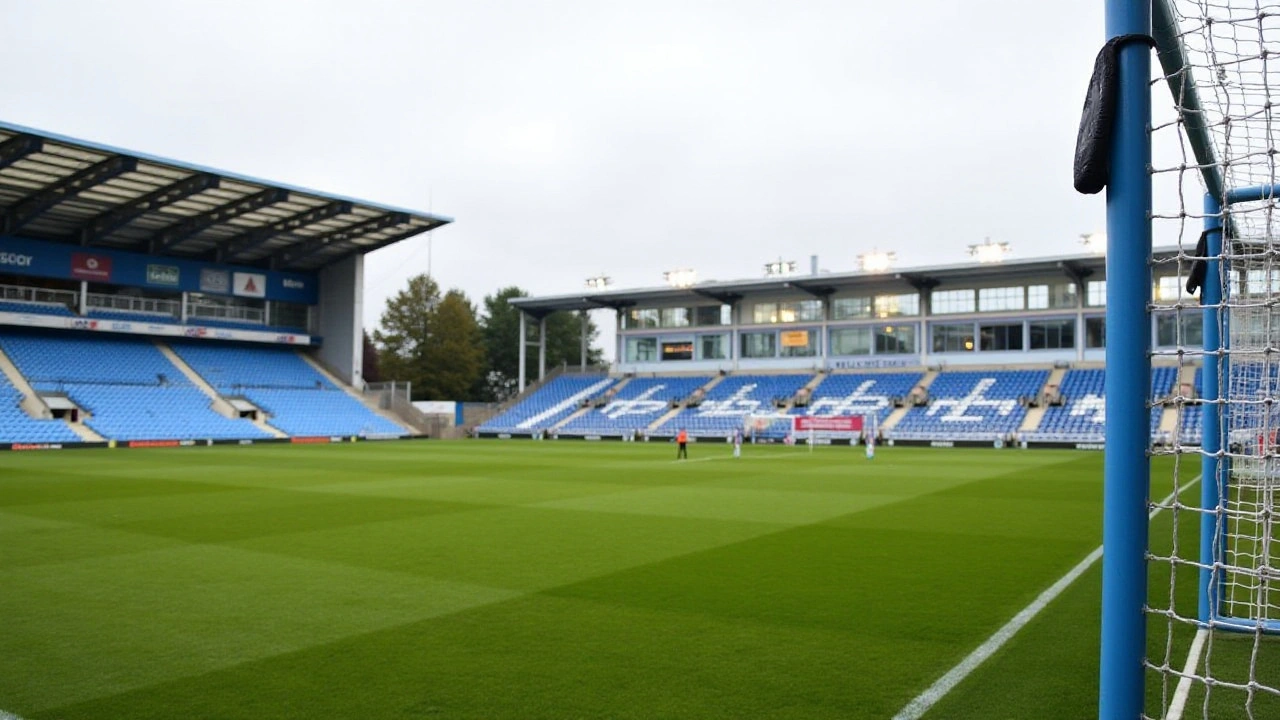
374, 274, 485, 401
478, 286, 604, 401
361, 330, 382, 383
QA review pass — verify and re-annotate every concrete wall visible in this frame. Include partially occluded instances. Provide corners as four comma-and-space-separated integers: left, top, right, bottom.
316, 254, 364, 387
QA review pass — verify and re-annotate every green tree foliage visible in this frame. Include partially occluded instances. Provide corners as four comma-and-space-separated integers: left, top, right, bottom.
478, 286, 604, 401
374, 275, 485, 401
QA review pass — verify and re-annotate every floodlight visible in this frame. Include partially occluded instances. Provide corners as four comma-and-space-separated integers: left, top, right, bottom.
968, 239, 1011, 264
764, 259, 798, 277
1081, 232, 1107, 254
858, 250, 896, 273
663, 268, 697, 288
585, 275, 611, 290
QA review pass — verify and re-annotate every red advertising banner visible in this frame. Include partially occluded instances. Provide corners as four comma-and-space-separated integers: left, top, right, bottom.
793, 415, 864, 432
71, 253, 112, 281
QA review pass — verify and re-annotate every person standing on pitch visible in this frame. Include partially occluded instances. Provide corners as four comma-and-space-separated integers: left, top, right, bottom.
676, 428, 689, 460
733, 427, 743, 458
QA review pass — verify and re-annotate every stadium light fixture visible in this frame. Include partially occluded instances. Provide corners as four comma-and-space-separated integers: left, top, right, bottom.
663, 268, 698, 288
585, 275, 611, 290
858, 250, 896, 273
968, 238, 1011, 264
764, 259, 798, 277
1081, 231, 1107, 254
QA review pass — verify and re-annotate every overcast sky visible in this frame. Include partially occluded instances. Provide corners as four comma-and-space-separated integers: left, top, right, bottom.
2, 0, 1110, 360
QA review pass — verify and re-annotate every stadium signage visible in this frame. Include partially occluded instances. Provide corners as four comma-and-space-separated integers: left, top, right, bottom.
794, 416, 863, 432
199, 268, 230, 293
780, 330, 810, 348
234, 272, 267, 298
146, 264, 180, 286
71, 253, 112, 281
661, 341, 694, 361
0, 236, 317, 304
0, 309, 311, 346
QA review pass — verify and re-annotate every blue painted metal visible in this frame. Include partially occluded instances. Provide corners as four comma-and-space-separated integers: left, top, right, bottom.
1099, 0, 1152, 718
1200, 193, 1224, 626
1225, 182, 1280, 204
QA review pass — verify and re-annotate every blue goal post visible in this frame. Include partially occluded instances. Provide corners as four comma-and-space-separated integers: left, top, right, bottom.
1099, 1, 1280, 719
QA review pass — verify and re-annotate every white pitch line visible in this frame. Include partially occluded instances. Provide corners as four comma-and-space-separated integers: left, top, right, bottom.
892, 475, 1201, 720
1163, 627, 1209, 720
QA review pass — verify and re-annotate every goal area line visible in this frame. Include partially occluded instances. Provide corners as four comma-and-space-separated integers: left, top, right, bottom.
892, 475, 1201, 720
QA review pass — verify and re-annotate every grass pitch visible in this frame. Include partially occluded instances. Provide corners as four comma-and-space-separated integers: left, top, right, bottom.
0, 441, 1171, 718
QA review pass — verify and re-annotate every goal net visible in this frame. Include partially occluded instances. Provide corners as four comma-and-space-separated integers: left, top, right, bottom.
1102, 1, 1280, 717
743, 414, 867, 445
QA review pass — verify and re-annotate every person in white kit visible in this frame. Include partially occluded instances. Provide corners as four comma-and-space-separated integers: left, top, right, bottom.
733, 427, 743, 458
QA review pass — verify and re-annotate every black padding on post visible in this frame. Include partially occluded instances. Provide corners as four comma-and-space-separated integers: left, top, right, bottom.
1074, 34, 1157, 195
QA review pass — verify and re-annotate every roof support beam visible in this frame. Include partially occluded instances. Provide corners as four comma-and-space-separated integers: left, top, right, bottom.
0, 134, 43, 171
81, 173, 220, 246
150, 187, 287, 252
219, 200, 353, 262
2, 155, 137, 235
785, 281, 834, 299
269, 212, 408, 267
691, 289, 742, 305
897, 272, 941, 293
1059, 260, 1094, 287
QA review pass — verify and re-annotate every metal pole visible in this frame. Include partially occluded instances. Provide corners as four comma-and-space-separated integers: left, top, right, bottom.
518, 312, 527, 393
539, 316, 547, 381
1200, 193, 1224, 626
1098, 1, 1153, 717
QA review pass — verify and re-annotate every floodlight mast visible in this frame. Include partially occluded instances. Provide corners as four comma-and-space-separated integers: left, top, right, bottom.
858, 250, 896, 273
663, 268, 697, 288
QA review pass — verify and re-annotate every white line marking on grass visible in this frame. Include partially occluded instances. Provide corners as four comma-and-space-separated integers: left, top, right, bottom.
892, 475, 1201, 720
1163, 627, 1209, 720
1, 710, 30, 720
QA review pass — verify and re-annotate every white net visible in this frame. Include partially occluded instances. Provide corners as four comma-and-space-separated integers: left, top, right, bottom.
1150, 1, 1280, 717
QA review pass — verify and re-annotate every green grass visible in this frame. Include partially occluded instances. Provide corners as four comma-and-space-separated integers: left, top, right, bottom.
0, 442, 1267, 718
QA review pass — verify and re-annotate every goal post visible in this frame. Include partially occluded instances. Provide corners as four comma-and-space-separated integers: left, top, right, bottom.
743, 414, 870, 446
1100, 1, 1280, 717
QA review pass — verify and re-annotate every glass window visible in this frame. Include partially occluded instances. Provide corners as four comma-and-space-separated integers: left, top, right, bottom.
625, 337, 658, 362
694, 305, 726, 326
931, 289, 976, 314
876, 293, 919, 317
752, 303, 777, 324
741, 331, 777, 358
1245, 269, 1280, 295
1086, 316, 1106, 348
1028, 283, 1078, 310
979, 322, 1024, 351
876, 324, 917, 354
978, 286, 1025, 312
829, 326, 872, 356
932, 323, 976, 352
1156, 311, 1204, 347
1029, 320, 1076, 350
627, 308, 659, 329
698, 334, 729, 360
832, 297, 872, 320
752, 300, 822, 323
1153, 276, 1185, 303
660, 307, 690, 327
1087, 281, 1107, 307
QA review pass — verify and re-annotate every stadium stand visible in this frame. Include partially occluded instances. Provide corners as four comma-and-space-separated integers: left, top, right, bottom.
170, 341, 408, 437
0, 300, 75, 317
558, 375, 710, 436
478, 374, 617, 434
0, 329, 270, 441
794, 372, 922, 423
0, 374, 81, 444
890, 369, 1048, 441
1025, 368, 1106, 442
656, 374, 813, 437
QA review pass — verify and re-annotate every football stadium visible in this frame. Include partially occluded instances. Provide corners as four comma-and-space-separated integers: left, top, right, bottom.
3, 1, 1280, 719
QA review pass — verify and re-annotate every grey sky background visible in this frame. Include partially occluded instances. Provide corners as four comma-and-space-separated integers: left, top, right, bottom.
2, 0, 1111, 360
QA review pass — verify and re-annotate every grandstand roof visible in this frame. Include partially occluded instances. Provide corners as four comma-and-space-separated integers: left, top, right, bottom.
512, 248, 1183, 315
0, 121, 451, 272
